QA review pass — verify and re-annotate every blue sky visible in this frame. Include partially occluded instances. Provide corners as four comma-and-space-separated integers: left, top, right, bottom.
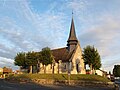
0, 0, 120, 72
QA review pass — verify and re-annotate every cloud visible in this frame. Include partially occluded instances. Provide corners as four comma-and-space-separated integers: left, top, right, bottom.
0, 56, 18, 70
67, 0, 88, 13
80, 14, 120, 55
79, 14, 120, 72
103, 58, 120, 73
0, 0, 67, 69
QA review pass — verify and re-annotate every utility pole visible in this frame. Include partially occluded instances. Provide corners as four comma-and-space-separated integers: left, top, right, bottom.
68, 61, 71, 85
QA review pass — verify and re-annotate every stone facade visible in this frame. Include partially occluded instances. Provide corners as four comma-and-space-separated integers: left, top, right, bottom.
70, 43, 86, 74
0, 68, 3, 73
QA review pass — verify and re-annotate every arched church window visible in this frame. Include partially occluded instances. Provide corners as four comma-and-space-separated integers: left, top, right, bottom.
76, 58, 80, 64
76, 58, 80, 73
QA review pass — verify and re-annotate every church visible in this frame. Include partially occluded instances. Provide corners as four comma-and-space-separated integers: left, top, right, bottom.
38, 17, 86, 74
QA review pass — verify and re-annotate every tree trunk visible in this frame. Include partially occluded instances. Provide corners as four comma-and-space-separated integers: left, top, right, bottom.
44, 65, 46, 74
37, 63, 40, 73
90, 64, 93, 74
58, 63, 59, 74
92, 68, 95, 74
19, 66, 22, 71
52, 64, 54, 74
29, 65, 32, 74
38, 63, 41, 73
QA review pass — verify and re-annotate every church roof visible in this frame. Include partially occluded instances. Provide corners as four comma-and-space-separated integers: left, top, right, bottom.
51, 47, 74, 62
67, 17, 78, 42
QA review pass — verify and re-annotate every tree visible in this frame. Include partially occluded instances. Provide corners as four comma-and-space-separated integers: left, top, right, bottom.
25, 51, 38, 73
14, 52, 27, 69
113, 65, 120, 77
41, 47, 54, 73
82, 45, 101, 74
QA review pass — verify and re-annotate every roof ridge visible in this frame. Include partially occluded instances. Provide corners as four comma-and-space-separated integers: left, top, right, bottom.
52, 47, 67, 51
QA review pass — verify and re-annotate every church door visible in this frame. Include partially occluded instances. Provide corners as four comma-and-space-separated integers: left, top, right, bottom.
76, 59, 80, 73
76, 64, 79, 73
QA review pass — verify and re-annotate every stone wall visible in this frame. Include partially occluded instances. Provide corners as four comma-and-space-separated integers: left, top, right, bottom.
71, 44, 86, 74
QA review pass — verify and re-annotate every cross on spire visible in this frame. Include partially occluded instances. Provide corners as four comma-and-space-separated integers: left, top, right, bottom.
72, 10, 74, 17
67, 13, 78, 52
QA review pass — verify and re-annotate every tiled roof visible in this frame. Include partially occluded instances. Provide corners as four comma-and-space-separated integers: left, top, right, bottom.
51, 47, 74, 62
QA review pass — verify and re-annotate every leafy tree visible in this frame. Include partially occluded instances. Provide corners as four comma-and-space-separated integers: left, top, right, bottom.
14, 52, 27, 69
14, 47, 54, 74
25, 51, 38, 73
82, 45, 101, 73
41, 47, 54, 73
113, 65, 120, 77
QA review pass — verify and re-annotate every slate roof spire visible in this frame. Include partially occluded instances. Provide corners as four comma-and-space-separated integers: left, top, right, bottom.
67, 13, 78, 52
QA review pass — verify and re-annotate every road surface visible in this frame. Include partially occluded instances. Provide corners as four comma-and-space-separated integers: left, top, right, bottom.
115, 79, 120, 90
0, 79, 114, 90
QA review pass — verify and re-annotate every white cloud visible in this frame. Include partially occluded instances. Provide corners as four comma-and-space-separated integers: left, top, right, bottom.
79, 14, 120, 72
67, 0, 88, 13
0, 0, 67, 69
0, 56, 18, 70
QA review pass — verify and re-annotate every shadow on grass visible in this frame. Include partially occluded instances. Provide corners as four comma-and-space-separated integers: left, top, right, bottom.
5, 74, 56, 90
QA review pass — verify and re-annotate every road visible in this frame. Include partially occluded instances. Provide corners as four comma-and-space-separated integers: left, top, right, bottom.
0, 79, 114, 90
116, 83, 120, 90
115, 79, 120, 90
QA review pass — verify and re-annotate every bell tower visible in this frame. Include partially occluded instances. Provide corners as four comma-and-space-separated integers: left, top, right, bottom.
67, 16, 78, 52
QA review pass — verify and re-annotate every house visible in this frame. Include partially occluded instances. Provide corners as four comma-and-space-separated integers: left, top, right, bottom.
0, 68, 3, 74
95, 69, 107, 76
3, 67, 12, 74
14, 70, 23, 74
86, 69, 107, 76
38, 17, 86, 74
0, 68, 3, 78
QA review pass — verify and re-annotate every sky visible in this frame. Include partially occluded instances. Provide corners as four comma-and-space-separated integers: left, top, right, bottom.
0, 0, 120, 72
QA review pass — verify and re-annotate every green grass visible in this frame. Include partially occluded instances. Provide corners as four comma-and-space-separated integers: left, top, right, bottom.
7, 74, 110, 82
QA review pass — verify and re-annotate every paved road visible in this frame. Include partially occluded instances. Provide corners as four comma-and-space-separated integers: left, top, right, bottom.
0, 79, 114, 90
115, 79, 120, 90
117, 84, 120, 90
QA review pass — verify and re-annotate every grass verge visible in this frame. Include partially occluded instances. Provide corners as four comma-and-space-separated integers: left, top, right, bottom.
7, 74, 110, 82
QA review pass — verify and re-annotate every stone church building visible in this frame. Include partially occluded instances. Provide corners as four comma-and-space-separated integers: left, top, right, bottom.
39, 17, 86, 74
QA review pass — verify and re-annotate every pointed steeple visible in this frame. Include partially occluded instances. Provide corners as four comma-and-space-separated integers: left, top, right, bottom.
68, 17, 78, 41
67, 15, 78, 52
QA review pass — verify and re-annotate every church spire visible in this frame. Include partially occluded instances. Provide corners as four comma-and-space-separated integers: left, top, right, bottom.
67, 14, 78, 52
68, 17, 78, 41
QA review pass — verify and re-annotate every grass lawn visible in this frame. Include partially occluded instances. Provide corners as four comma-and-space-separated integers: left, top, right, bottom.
7, 74, 110, 82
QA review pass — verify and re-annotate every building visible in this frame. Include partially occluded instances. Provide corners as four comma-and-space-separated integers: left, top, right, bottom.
95, 70, 107, 76
0, 68, 3, 78
38, 17, 86, 74
3, 67, 12, 74
0, 68, 3, 74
